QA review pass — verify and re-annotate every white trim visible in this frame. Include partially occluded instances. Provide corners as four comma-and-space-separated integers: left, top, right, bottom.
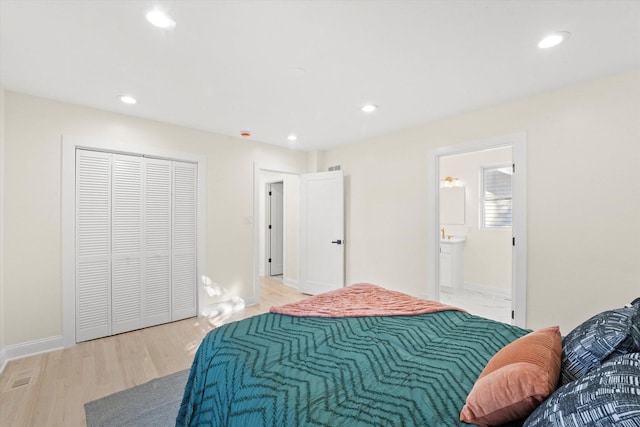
62, 135, 207, 348
243, 296, 257, 306
281, 180, 288, 286
0, 348, 6, 374
427, 131, 527, 327
0, 88, 5, 370
512, 133, 528, 327
252, 163, 306, 306
283, 277, 299, 289
0, 335, 64, 374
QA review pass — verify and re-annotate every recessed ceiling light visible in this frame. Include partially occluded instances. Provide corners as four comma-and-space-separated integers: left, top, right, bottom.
287, 134, 297, 141
538, 31, 570, 49
361, 104, 378, 113
146, 9, 176, 29
119, 95, 137, 105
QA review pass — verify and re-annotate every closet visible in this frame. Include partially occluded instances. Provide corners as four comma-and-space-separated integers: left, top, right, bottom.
75, 149, 197, 342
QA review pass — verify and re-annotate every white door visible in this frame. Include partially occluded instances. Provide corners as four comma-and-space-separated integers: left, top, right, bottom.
75, 150, 197, 342
75, 150, 112, 342
144, 158, 172, 327
111, 154, 144, 334
300, 170, 344, 295
171, 161, 198, 321
268, 182, 284, 276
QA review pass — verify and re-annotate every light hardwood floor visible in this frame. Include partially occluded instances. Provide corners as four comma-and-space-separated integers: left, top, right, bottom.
0, 277, 308, 427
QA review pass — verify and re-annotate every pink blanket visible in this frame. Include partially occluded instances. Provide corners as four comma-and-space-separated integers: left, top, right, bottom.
269, 283, 463, 318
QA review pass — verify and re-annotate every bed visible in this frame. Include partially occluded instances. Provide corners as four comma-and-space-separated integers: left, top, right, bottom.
176, 284, 640, 426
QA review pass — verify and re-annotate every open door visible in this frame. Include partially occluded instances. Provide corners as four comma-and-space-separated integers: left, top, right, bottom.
300, 170, 344, 295
267, 182, 284, 276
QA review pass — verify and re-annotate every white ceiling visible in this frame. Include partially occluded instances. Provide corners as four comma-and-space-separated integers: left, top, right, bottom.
1, 1, 639, 152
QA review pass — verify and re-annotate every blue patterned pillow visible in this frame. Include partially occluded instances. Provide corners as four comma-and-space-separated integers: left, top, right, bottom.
524, 352, 640, 427
560, 303, 640, 385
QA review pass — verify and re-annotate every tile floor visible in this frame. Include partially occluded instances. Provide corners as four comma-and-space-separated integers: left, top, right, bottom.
439, 287, 512, 324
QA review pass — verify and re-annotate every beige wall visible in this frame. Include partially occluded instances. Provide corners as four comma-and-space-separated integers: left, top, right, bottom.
1, 92, 307, 347
2, 70, 639, 352
324, 69, 640, 333
441, 147, 512, 293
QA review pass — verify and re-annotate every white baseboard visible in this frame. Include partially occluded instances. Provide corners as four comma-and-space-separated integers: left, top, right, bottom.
0, 347, 7, 374
0, 335, 64, 374
282, 277, 299, 289
439, 285, 456, 294
464, 282, 511, 299
245, 278, 299, 307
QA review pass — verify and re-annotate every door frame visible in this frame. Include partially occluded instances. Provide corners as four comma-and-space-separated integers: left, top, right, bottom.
264, 180, 284, 277
61, 136, 207, 348
427, 131, 527, 327
252, 163, 305, 306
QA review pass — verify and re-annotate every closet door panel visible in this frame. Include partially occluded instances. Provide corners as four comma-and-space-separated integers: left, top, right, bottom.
144, 158, 172, 327
76, 150, 112, 342
172, 161, 197, 320
111, 154, 144, 334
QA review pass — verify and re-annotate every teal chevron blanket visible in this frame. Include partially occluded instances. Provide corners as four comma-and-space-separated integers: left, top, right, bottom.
177, 310, 528, 426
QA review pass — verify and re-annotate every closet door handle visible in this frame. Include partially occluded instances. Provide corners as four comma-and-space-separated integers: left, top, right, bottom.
331, 239, 342, 245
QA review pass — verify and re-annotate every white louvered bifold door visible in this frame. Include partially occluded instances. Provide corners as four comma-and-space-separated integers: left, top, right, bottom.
172, 161, 197, 320
76, 150, 112, 342
75, 151, 198, 342
144, 158, 172, 327
111, 154, 144, 334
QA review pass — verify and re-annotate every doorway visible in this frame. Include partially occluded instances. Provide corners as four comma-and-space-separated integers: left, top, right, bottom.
438, 147, 512, 323
252, 165, 302, 306
252, 164, 346, 305
265, 181, 284, 277
427, 132, 527, 327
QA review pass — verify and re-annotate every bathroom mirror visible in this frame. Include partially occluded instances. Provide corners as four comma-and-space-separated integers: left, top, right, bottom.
440, 187, 465, 225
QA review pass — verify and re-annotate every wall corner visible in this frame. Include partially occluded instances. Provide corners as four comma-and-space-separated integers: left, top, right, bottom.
306, 150, 326, 173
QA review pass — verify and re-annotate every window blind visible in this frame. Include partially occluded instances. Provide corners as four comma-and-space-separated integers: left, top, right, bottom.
482, 166, 512, 228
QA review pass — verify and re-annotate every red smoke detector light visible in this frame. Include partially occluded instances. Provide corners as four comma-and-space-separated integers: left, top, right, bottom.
240, 131, 251, 137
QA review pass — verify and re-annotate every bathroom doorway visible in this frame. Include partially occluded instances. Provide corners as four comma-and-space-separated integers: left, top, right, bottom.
438, 147, 512, 323
427, 132, 527, 327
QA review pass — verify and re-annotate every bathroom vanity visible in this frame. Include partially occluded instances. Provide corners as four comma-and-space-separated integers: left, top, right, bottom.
440, 237, 465, 290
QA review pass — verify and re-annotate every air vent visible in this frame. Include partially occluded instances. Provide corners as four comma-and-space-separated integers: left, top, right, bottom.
12, 376, 31, 389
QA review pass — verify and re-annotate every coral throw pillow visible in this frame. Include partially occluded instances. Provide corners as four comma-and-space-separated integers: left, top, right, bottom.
460, 326, 562, 426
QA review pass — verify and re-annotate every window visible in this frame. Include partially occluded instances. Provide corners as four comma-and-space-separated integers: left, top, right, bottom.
481, 165, 512, 228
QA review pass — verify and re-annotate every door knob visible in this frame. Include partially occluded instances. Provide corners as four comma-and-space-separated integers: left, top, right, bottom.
331, 239, 342, 244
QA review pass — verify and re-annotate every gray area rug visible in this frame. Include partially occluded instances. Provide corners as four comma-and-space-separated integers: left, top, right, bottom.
85, 369, 189, 427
